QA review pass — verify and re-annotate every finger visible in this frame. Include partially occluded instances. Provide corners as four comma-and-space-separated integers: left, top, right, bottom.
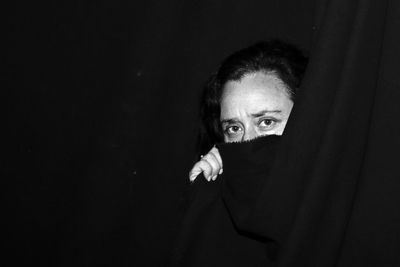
189, 162, 203, 182
209, 146, 223, 174
189, 165, 201, 182
197, 160, 213, 181
201, 153, 221, 178
189, 160, 213, 182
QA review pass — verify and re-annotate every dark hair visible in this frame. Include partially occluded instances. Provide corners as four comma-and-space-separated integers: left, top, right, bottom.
198, 39, 308, 155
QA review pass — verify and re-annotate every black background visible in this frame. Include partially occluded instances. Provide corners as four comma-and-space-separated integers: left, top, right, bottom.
5, 1, 315, 265
6, 0, 400, 266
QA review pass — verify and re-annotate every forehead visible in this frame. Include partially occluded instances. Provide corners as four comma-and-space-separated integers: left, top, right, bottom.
220, 72, 291, 115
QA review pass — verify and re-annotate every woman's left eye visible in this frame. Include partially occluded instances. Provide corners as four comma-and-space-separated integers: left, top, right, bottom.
259, 118, 277, 129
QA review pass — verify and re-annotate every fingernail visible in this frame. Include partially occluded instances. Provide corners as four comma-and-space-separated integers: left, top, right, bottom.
212, 175, 217, 181
219, 169, 223, 175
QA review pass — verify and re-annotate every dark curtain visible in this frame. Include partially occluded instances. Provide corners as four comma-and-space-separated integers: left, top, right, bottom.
4, 0, 400, 266
268, 0, 400, 265
209, 0, 400, 266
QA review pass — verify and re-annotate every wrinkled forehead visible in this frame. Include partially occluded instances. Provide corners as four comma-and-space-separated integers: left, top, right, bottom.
221, 71, 291, 100
220, 72, 293, 118
221, 72, 290, 102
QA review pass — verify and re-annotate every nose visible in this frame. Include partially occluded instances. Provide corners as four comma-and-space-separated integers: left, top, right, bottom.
242, 127, 257, 142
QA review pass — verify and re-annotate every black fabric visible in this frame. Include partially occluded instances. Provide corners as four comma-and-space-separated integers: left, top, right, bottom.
172, 0, 400, 266
170, 136, 280, 266
249, 0, 400, 266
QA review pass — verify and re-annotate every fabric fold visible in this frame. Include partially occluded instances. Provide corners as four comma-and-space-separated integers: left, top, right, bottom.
218, 135, 282, 242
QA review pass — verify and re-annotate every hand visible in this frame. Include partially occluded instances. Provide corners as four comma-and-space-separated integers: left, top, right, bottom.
189, 146, 223, 182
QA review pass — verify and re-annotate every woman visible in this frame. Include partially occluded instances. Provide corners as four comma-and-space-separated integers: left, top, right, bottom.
189, 39, 307, 182
169, 39, 308, 266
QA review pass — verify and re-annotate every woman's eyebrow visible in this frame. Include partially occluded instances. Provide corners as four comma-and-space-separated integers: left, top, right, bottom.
220, 118, 239, 124
251, 109, 282, 117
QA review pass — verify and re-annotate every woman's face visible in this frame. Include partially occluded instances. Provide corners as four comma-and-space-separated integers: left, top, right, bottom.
220, 71, 294, 143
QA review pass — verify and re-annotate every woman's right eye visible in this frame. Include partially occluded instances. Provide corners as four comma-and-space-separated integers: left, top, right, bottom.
225, 125, 242, 135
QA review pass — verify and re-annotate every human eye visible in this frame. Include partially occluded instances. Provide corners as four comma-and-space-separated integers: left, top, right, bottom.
258, 118, 279, 130
224, 124, 243, 136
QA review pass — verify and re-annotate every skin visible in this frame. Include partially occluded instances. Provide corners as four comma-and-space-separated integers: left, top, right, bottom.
189, 71, 294, 182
